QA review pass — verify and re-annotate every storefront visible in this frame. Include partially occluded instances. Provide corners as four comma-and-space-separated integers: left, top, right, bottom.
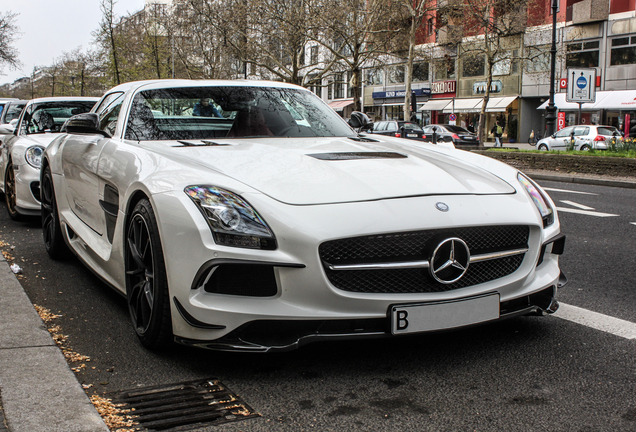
369, 88, 431, 122
328, 99, 355, 118
418, 80, 456, 125
421, 95, 519, 138
537, 90, 636, 137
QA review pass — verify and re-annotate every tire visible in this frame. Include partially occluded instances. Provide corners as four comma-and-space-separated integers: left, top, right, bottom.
41, 165, 71, 260
4, 160, 23, 221
538, 144, 548, 151
580, 144, 591, 151
125, 198, 173, 349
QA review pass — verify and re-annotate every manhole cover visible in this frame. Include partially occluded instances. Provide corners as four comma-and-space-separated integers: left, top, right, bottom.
109, 378, 259, 431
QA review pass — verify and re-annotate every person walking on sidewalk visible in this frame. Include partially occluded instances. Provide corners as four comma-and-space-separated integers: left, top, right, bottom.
491, 122, 503, 147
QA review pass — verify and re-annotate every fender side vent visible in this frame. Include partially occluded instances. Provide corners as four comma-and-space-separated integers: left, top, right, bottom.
108, 378, 259, 431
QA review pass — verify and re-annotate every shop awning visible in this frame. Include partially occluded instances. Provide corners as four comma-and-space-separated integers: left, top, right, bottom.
443, 98, 483, 113
486, 96, 518, 112
537, 92, 611, 110
419, 99, 451, 111
328, 99, 354, 110
590, 90, 636, 110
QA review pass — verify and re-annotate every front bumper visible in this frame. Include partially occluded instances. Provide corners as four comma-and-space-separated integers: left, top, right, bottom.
153, 190, 566, 352
13, 162, 42, 215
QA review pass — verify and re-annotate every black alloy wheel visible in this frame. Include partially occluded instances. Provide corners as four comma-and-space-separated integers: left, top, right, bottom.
4, 160, 22, 221
125, 198, 172, 349
41, 165, 70, 259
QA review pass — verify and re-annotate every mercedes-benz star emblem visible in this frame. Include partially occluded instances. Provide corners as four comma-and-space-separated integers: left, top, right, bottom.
429, 237, 470, 284
435, 202, 449, 212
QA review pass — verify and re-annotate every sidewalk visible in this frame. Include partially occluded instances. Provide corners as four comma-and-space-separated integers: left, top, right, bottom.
0, 252, 109, 432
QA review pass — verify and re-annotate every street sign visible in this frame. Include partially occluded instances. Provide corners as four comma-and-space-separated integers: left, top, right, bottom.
449, 113, 456, 121
566, 68, 596, 103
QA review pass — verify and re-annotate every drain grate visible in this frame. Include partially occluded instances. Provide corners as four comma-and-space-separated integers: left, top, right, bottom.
109, 378, 259, 431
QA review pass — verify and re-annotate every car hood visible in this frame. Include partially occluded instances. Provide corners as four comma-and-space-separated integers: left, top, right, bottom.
15, 133, 63, 148
157, 137, 515, 205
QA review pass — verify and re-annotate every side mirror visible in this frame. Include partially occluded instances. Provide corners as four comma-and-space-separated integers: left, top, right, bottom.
551, 133, 556, 138
62, 113, 110, 137
348, 111, 371, 129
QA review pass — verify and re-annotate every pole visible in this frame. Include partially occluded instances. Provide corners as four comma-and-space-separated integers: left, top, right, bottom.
545, 0, 559, 136
578, 102, 582, 124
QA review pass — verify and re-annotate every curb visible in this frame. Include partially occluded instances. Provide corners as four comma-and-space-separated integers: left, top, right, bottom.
0, 254, 109, 432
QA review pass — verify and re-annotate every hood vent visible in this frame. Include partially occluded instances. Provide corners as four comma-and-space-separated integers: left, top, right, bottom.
308, 152, 407, 161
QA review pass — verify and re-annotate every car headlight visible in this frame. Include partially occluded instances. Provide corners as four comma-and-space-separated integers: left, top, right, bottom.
517, 172, 554, 227
25, 146, 45, 168
185, 185, 276, 250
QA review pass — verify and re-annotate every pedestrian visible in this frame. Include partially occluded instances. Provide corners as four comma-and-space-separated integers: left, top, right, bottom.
491, 122, 503, 147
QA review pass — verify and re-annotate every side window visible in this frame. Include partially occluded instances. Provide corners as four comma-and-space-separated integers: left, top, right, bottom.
574, 126, 589, 136
374, 121, 387, 131
97, 93, 125, 137
555, 127, 572, 138
385, 122, 398, 132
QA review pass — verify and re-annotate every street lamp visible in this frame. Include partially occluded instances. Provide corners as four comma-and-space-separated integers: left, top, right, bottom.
544, 0, 559, 136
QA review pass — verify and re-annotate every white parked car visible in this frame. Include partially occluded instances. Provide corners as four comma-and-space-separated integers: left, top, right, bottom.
42, 80, 566, 351
0, 97, 98, 219
536, 124, 622, 151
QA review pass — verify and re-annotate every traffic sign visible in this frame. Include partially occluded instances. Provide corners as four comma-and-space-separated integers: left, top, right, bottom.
566, 68, 596, 103
449, 113, 456, 121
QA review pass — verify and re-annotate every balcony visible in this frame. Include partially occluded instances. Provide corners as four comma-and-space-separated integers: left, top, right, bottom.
572, 0, 609, 24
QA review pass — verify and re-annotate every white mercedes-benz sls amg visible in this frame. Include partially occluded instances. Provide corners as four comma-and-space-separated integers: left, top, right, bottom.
41, 79, 566, 352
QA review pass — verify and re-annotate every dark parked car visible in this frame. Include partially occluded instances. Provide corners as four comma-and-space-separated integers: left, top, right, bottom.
371, 120, 425, 140
422, 124, 480, 145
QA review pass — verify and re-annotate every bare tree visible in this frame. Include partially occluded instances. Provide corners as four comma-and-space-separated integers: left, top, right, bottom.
94, 0, 123, 85
313, 0, 402, 111
438, 0, 529, 142
0, 11, 21, 74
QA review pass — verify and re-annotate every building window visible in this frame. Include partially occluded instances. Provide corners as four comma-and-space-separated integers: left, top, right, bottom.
366, 68, 383, 86
310, 46, 318, 64
610, 36, 636, 66
427, 18, 434, 36
334, 73, 345, 99
434, 58, 455, 80
524, 46, 550, 73
412, 63, 429, 82
566, 41, 600, 68
462, 54, 485, 77
387, 65, 405, 84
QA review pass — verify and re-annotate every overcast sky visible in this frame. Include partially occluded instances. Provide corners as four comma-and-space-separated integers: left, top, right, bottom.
0, 0, 145, 85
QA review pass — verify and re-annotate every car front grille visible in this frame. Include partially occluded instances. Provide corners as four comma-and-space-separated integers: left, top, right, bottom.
319, 225, 529, 294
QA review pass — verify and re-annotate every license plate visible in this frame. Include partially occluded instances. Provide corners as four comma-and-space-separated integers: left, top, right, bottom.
390, 293, 500, 334
406, 134, 418, 138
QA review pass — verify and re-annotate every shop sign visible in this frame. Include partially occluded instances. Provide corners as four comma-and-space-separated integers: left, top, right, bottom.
557, 112, 566, 131
559, 78, 567, 89
431, 80, 456, 94
472, 80, 502, 94
372, 88, 431, 99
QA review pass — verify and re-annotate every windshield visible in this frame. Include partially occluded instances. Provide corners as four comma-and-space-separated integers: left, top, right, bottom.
24, 102, 95, 134
2, 103, 25, 123
124, 86, 355, 141
400, 122, 423, 131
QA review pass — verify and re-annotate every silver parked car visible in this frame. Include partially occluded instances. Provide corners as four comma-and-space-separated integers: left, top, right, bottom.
536, 125, 622, 151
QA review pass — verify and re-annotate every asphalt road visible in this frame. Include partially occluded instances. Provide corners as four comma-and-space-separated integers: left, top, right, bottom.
0, 179, 635, 432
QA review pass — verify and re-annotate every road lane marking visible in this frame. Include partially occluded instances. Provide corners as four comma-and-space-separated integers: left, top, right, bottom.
554, 303, 636, 340
543, 187, 597, 195
560, 200, 595, 210
555, 207, 619, 217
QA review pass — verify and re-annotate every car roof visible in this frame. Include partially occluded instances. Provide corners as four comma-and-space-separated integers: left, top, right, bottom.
105, 79, 310, 95
26, 96, 99, 104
